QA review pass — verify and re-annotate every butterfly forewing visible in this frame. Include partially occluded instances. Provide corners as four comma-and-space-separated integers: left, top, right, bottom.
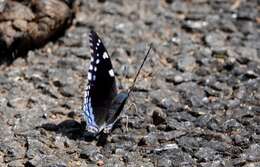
83, 31, 117, 133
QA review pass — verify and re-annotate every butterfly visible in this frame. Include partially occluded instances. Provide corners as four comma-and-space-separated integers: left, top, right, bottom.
83, 30, 152, 136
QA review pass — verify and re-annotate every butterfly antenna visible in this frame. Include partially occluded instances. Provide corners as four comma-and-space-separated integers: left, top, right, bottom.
128, 43, 153, 96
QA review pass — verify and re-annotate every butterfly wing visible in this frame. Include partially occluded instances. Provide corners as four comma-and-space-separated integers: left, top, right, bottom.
83, 30, 117, 134
102, 92, 128, 133
103, 44, 152, 133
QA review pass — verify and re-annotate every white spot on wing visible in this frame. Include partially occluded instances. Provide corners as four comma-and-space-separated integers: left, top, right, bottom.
89, 64, 93, 70
108, 69, 115, 77
96, 59, 100, 64
88, 72, 92, 80
90, 49, 93, 54
94, 67, 97, 71
98, 39, 101, 43
103, 52, 109, 59
91, 57, 94, 62
93, 75, 96, 81
97, 43, 100, 46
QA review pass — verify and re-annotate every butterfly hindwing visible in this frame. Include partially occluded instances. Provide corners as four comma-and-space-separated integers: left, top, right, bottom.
83, 31, 117, 134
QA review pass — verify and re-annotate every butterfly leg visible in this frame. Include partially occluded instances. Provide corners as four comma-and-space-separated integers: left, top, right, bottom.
121, 115, 128, 133
122, 103, 139, 133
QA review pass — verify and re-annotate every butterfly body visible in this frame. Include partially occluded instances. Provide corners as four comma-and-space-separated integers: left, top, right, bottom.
83, 30, 151, 136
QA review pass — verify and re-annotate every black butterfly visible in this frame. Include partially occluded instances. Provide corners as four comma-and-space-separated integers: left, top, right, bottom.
83, 30, 151, 136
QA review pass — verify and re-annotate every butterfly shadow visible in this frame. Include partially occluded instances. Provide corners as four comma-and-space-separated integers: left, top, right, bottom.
38, 119, 111, 145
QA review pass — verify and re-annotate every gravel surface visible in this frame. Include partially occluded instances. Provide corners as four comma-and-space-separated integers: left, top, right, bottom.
0, 0, 260, 166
